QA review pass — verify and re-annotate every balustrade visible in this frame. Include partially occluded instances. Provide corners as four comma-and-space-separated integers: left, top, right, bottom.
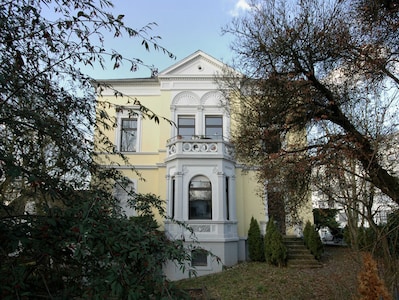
166, 136, 234, 159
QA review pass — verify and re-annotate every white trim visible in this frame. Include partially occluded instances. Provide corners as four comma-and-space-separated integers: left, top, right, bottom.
172, 91, 228, 139
115, 107, 142, 152
114, 178, 138, 218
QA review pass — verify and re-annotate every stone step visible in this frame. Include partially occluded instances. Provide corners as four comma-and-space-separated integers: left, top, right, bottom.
283, 236, 323, 269
287, 260, 323, 268
288, 251, 314, 259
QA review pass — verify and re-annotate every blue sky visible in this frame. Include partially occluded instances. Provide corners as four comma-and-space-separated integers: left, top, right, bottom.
87, 0, 250, 79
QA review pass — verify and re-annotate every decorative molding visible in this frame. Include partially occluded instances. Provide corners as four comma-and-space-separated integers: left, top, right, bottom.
172, 91, 199, 106
201, 91, 224, 106
191, 225, 211, 233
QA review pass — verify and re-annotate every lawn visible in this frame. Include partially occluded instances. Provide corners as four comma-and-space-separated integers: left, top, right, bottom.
177, 246, 364, 300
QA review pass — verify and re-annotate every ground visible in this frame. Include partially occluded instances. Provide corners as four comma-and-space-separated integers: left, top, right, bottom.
178, 245, 364, 299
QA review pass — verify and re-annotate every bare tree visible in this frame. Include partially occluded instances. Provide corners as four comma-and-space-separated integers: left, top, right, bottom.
222, 0, 399, 294
222, 0, 399, 206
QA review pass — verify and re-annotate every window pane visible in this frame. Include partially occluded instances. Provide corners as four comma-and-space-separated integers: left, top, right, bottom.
189, 178, 212, 220
191, 249, 208, 267
114, 181, 135, 217
121, 118, 137, 152
178, 116, 195, 138
122, 119, 137, 129
206, 127, 222, 138
205, 116, 222, 139
205, 116, 222, 125
178, 117, 195, 126
178, 127, 195, 138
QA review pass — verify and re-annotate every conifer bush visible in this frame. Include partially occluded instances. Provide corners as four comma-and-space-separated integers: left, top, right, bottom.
303, 220, 312, 247
248, 217, 265, 261
308, 225, 324, 260
264, 217, 287, 267
303, 221, 323, 260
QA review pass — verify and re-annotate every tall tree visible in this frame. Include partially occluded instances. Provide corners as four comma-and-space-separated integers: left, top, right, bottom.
222, 0, 399, 206
222, 0, 399, 294
0, 1, 192, 298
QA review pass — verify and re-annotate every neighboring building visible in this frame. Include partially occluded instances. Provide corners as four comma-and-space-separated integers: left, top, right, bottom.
95, 50, 311, 280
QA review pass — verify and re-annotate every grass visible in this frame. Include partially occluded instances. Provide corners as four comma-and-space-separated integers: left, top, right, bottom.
177, 246, 364, 300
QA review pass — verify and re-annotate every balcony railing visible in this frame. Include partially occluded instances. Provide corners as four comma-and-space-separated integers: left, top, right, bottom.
166, 135, 235, 159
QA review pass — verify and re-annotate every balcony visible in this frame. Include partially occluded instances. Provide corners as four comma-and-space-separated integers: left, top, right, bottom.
165, 135, 235, 160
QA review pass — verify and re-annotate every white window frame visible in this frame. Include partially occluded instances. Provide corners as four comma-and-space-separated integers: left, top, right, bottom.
114, 179, 137, 218
191, 249, 208, 267
177, 115, 196, 139
204, 115, 223, 139
115, 108, 142, 152
189, 175, 212, 220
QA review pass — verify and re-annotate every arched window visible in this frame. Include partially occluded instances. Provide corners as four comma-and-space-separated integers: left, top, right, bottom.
189, 176, 212, 220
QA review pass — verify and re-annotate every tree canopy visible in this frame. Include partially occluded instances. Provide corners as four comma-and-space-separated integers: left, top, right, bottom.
223, 0, 399, 206
223, 0, 399, 294
0, 1, 193, 298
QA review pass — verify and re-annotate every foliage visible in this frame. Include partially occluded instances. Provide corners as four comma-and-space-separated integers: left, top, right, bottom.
264, 217, 287, 267
385, 210, 399, 258
222, 0, 399, 208
303, 220, 312, 248
303, 221, 323, 260
343, 211, 399, 258
0, 0, 193, 299
313, 208, 342, 241
343, 210, 399, 294
343, 226, 376, 251
247, 217, 265, 262
313, 208, 340, 232
223, 0, 398, 289
308, 227, 324, 260
356, 252, 392, 300
1, 193, 193, 299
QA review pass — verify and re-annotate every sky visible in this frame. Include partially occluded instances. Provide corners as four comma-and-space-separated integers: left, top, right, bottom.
86, 0, 250, 79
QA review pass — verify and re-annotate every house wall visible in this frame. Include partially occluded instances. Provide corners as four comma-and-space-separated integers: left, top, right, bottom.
94, 51, 313, 280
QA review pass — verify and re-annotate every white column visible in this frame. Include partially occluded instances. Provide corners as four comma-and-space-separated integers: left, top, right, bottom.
216, 171, 225, 221
165, 175, 172, 217
197, 105, 204, 136
229, 175, 237, 221
174, 171, 184, 220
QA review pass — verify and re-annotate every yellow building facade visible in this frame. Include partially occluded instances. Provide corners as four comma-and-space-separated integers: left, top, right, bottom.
95, 51, 303, 280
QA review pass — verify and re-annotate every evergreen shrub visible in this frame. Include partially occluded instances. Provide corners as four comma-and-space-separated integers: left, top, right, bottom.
303, 221, 323, 260
248, 217, 265, 261
264, 217, 287, 267
303, 220, 312, 246
308, 225, 324, 260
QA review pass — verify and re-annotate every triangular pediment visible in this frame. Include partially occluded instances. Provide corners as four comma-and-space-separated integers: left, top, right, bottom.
159, 50, 227, 77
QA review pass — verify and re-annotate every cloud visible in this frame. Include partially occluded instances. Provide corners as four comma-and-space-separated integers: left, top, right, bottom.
229, 0, 251, 16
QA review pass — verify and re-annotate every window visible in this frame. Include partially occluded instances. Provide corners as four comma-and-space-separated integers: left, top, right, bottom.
189, 176, 212, 220
205, 116, 223, 139
114, 180, 136, 217
191, 249, 208, 267
120, 118, 137, 152
178, 115, 195, 138
225, 177, 230, 220
171, 177, 175, 218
